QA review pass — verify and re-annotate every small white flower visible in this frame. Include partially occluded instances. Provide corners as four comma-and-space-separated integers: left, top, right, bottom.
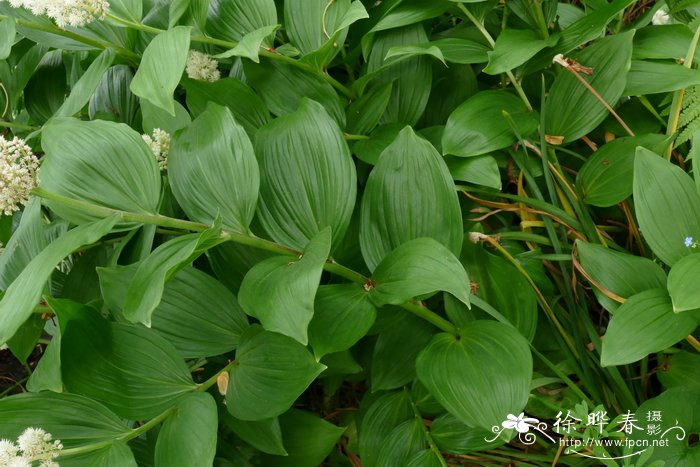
6, 456, 31, 467
16, 427, 62, 462
186, 51, 221, 82
39, 461, 60, 467
0, 439, 19, 463
142, 128, 171, 171
652, 8, 670, 26
502, 413, 539, 433
4, 0, 108, 28
0, 136, 40, 216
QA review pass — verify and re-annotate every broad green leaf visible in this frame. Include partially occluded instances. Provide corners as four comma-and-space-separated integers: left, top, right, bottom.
308, 284, 376, 359
416, 321, 532, 430
352, 123, 404, 165
633, 147, 700, 266
62, 317, 196, 419
370, 0, 451, 32
215, 25, 280, 62
483, 29, 556, 75
0, 216, 117, 345
0, 392, 129, 448
259, 409, 346, 466
207, 241, 276, 293
130, 26, 191, 115
0, 199, 49, 290
630, 388, 700, 465
544, 30, 634, 143
62, 441, 136, 467
633, 25, 700, 61
430, 38, 489, 64
376, 419, 425, 467
243, 58, 345, 125
345, 82, 393, 136
625, 60, 700, 96
40, 118, 161, 226
207, 0, 277, 45
238, 228, 331, 344
0, 17, 15, 59
366, 25, 432, 125
576, 241, 667, 313
255, 99, 356, 251
168, 0, 190, 27
24, 51, 65, 124
141, 98, 191, 134
109, 0, 142, 22
55, 48, 115, 118
358, 391, 413, 467
431, 413, 506, 454
169, 103, 259, 233
442, 90, 538, 157
446, 155, 501, 189
183, 77, 270, 135
668, 254, 700, 312
155, 393, 217, 467
360, 127, 463, 270
371, 310, 434, 391
578, 134, 671, 207
657, 351, 700, 392
88, 65, 139, 125
406, 450, 443, 467
122, 225, 225, 327
369, 238, 470, 308
220, 411, 286, 455
384, 44, 446, 65
227, 326, 326, 420
601, 289, 699, 366
26, 325, 62, 392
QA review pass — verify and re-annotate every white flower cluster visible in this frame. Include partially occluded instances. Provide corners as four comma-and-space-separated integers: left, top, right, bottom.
0, 427, 62, 466
185, 51, 221, 82
0, 136, 40, 216
652, 8, 670, 26
5, 0, 109, 28
142, 128, 170, 171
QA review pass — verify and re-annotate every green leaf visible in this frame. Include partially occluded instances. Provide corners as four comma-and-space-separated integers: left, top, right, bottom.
416, 321, 532, 430
483, 29, 556, 75
122, 225, 225, 327
243, 58, 345, 125
308, 284, 376, 359
371, 309, 434, 391
578, 134, 672, 207
169, 103, 259, 233
625, 60, 700, 96
346, 82, 393, 136
376, 419, 425, 467
141, 98, 191, 134
109, 0, 142, 22
55, 48, 115, 118
384, 44, 446, 65
62, 316, 196, 419
544, 30, 634, 143
360, 126, 463, 270
576, 241, 667, 313
358, 391, 413, 467
215, 25, 280, 62
442, 90, 538, 157
183, 77, 270, 135
238, 228, 331, 344
88, 65, 139, 125
0, 198, 49, 290
406, 450, 443, 467
601, 289, 699, 367
370, 0, 451, 32
259, 409, 346, 466
0, 17, 15, 60
446, 155, 502, 189
63, 441, 137, 467
633, 147, 700, 266
633, 25, 700, 61
668, 253, 700, 312
284, 0, 353, 55
0, 216, 117, 345
207, 0, 277, 45
353, 123, 404, 165
155, 393, 217, 467
0, 392, 129, 448
40, 118, 161, 226
227, 326, 326, 420
255, 99, 356, 251
24, 51, 65, 124
430, 38, 489, 64
657, 351, 700, 392
220, 412, 286, 455
369, 238, 470, 308
431, 413, 505, 454
130, 26, 191, 115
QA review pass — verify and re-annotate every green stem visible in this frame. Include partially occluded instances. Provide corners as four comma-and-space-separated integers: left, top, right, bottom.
665, 22, 700, 160
532, 0, 550, 40
0, 121, 39, 131
32, 188, 458, 335
455, 4, 533, 111
408, 391, 448, 467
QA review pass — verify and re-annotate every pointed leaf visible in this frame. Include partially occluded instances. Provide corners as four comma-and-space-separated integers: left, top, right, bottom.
376, 419, 425, 467
215, 25, 280, 62
483, 29, 556, 75
238, 229, 331, 344
207, 0, 277, 45
220, 412, 286, 456
625, 60, 700, 96
169, 103, 259, 233
0, 216, 117, 345
255, 99, 356, 251
633, 147, 700, 266
88, 65, 139, 125
155, 393, 218, 467
130, 26, 191, 115
601, 289, 699, 366
40, 118, 161, 226
55, 48, 115, 118
358, 391, 414, 467
227, 326, 326, 420
0, 17, 15, 60
416, 321, 532, 430
667, 253, 700, 312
